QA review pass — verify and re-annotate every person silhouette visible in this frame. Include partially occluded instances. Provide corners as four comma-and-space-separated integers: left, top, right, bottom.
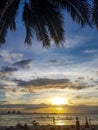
89, 118, 91, 125
53, 117, 55, 125
85, 117, 89, 128
76, 117, 80, 130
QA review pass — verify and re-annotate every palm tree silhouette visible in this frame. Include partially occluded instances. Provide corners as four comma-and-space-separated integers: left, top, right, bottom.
0, 0, 91, 47
92, 0, 98, 29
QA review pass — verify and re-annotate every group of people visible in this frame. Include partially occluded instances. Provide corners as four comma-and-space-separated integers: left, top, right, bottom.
16, 123, 29, 130
76, 117, 90, 130
53, 116, 91, 129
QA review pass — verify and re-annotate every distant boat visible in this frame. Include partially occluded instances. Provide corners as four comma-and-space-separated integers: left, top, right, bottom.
12, 110, 15, 114
7, 110, 21, 114
17, 111, 21, 114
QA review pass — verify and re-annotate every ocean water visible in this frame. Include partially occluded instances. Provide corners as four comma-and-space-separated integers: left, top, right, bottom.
0, 113, 98, 126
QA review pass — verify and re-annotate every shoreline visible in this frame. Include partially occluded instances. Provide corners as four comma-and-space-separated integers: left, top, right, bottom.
0, 125, 98, 130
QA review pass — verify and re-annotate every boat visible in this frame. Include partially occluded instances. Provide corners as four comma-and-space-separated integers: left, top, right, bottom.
12, 110, 15, 114
7, 110, 21, 114
17, 110, 21, 114
7, 111, 10, 114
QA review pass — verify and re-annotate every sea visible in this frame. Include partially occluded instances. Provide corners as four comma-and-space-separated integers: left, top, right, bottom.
0, 113, 98, 126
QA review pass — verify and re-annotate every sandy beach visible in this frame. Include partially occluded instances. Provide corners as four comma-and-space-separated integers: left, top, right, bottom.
0, 125, 97, 130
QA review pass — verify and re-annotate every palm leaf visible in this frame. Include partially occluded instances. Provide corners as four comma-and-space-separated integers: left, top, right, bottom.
42, 0, 64, 45
0, 0, 20, 45
29, 0, 64, 47
92, 0, 98, 29
50, 0, 91, 26
22, 0, 50, 47
22, 2, 33, 46
10, 20, 16, 31
0, 0, 92, 47
0, 0, 7, 18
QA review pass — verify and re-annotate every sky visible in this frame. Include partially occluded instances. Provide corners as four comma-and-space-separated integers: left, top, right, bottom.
0, 8, 98, 113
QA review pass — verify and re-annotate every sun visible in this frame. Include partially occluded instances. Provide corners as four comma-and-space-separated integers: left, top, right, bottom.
50, 97, 68, 105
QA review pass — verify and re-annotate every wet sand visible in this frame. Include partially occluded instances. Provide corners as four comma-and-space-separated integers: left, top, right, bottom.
0, 125, 98, 130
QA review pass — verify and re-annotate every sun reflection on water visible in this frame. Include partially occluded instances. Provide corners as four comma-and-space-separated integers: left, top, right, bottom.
53, 117, 67, 126
55, 119, 65, 125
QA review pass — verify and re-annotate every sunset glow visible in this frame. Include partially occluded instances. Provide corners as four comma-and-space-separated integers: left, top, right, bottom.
50, 97, 68, 105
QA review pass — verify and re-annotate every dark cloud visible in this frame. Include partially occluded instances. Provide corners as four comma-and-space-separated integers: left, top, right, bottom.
0, 66, 18, 80
13, 78, 70, 87
0, 59, 33, 75
0, 59, 33, 87
0, 101, 8, 105
0, 103, 49, 109
93, 80, 98, 84
71, 85, 88, 90
0, 86, 6, 90
75, 77, 85, 82
12, 78, 93, 92
13, 59, 32, 68
1, 66, 18, 73
24, 103, 50, 110
74, 95, 90, 99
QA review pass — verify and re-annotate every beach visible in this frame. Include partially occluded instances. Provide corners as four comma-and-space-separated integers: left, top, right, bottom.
0, 113, 98, 130
0, 125, 98, 130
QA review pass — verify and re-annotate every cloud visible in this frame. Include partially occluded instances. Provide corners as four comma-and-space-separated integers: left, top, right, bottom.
0, 59, 33, 86
12, 78, 94, 93
1, 66, 18, 73
48, 60, 58, 63
5, 90, 27, 100
24, 103, 50, 110
0, 101, 8, 105
64, 36, 84, 48
0, 50, 23, 63
95, 71, 98, 77
0, 86, 5, 90
75, 77, 85, 83
0, 103, 49, 109
14, 78, 70, 86
0, 59, 33, 79
83, 49, 98, 54
74, 95, 90, 99
0, 66, 17, 79
0, 66, 18, 81
13, 59, 33, 68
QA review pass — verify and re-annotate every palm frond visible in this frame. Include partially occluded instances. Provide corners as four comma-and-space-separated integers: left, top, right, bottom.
22, 1, 50, 47
42, 0, 64, 45
26, 0, 51, 47
22, 2, 33, 46
10, 20, 16, 31
0, 0, 16, 21
0, 0, 6, 18
50, 0, 91, 27
30, 0, 64, 47
92, 0, 98, 29
33, 14, 50, 47
0, 0, 93, 47
0, 0, 20, 45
